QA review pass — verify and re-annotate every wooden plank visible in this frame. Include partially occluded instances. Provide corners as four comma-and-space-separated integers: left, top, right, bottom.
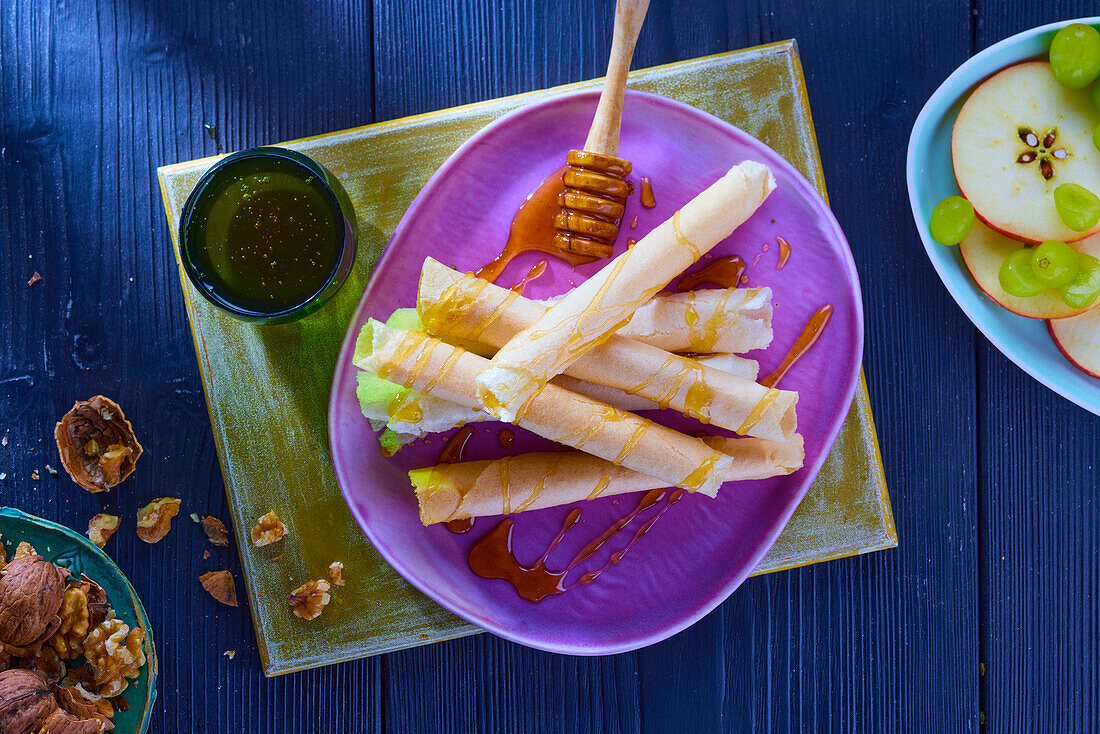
0, 0, 381, 730
975, 9, 1100, 732
732, 0, 982, 729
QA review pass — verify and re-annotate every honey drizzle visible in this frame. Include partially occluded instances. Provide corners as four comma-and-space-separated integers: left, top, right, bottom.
671, 210, 701, 259
614, 423, 649, 465
760, 304, 834, 388
464, 289, 520, 342
420, 347, 464, 395
386, 391, 423, 424
377, 331, 428, 380
676, 255, 748, 291
735, 388, 780, 434
509, 259, 548, 295
475, 165, 598, 283
586, 474, 612, 501
467, 488, 681, 602
498, 455, 512, 514
680, 451, 723, 493
776, 236, 793, 270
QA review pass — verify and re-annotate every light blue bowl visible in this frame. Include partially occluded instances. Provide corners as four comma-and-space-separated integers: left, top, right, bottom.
907, 17, 1100, 416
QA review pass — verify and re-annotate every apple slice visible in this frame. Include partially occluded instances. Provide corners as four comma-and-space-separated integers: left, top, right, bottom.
1049, 307, 1100, 378
952, 61, 1100, 243
959, 222, 1100, 318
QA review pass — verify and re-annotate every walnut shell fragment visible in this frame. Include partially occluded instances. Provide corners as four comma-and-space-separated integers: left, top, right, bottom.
288, 579, 330, 621
0, 555, 67, 654
200, 516, 229, 547
135, 498, 181, 544
250, 511, 285, 547
199, 570, 238, 607
55, 396, 143, 494
86, 515, 119, 549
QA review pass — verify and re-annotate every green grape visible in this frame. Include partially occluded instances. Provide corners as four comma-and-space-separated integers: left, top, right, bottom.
1030, 240, 1080, 287
1095, 121, 1100, 153
929, 195, 975, 245
1060, 253, 1100, 308
1054, 183, 1100, 231
1050, 23, 1100, 89
999, 248, 1047, 297
1092, 81, 1100, 110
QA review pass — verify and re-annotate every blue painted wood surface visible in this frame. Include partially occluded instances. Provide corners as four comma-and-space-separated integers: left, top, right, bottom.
0, 0, 1096, 730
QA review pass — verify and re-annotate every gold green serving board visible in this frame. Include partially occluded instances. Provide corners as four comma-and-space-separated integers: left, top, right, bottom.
157, 39, 895, 676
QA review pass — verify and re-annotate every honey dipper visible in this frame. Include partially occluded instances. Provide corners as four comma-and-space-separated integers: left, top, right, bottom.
554, 0, 651, 259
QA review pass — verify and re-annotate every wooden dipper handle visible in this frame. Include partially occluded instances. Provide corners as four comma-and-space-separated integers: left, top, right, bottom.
582, 0, 651, 156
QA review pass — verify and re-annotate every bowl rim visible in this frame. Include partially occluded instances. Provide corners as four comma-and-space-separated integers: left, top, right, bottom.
906, 16, 1100, 416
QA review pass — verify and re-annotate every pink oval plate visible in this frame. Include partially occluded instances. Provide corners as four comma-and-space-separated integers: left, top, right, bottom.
329, 90, 863, 655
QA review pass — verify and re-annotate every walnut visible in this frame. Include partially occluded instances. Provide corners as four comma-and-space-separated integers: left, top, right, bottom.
85, 516, 119, 550
328, 562, 345, 587
14, 542, 36, 560
0, 668, 56, 733
199, 571, 237, 607
83, 620, 145, 698
0, 669, 111, 734
288, 580, 330, 621
250, 512, 285, 547
200, 516, 229, 547
54, 397, 142, 493
0, 555, 66, 655
20, 645, 65, 684
135, 498, 181, 544
48, 587, 93, 660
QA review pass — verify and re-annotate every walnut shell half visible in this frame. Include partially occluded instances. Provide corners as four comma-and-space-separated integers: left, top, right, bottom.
55, 397, 143, 493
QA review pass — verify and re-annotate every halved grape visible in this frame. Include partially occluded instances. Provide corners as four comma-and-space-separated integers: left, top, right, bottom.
929, 195, 976, 245
1054, 183, 1100, 231
1050, 23, 1100, 89
1030, 240, 1080, 287
999, 248, 1047, 297
1059, 253, 1100, 308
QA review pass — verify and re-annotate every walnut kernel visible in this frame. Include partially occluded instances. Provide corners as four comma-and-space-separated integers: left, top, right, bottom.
199, 570, 237, 608
13, 542, 36, 560
135, 498, 181, 544
289, 580, 330, 621
200, 516, 229, 547
86, 515, 120, 549
83, 619, 145, 698
328, 562, 345, 587
250, 512, 285, 547
48, 587, 92, 660
54, 396, 143, 493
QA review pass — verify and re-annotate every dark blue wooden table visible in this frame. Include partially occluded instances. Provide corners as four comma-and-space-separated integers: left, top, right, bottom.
2, 1, 1098, 730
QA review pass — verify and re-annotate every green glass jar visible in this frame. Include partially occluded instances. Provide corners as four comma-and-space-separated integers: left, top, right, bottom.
179, 147, 356, 324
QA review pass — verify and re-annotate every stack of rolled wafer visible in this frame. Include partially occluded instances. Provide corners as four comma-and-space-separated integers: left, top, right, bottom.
353, 160, 805, 526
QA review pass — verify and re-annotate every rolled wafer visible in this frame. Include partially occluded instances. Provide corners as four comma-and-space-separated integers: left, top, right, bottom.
354, 320, 733, 494
411, 435, 805, 524
419, 260, 795, 441
475, 160, 777, 420
621, 288, 772, 353
359, 353, 757, 454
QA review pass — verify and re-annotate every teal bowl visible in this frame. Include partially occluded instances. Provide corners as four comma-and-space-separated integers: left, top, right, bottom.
0, 508, 158, 733
907, 17, 1100, 416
